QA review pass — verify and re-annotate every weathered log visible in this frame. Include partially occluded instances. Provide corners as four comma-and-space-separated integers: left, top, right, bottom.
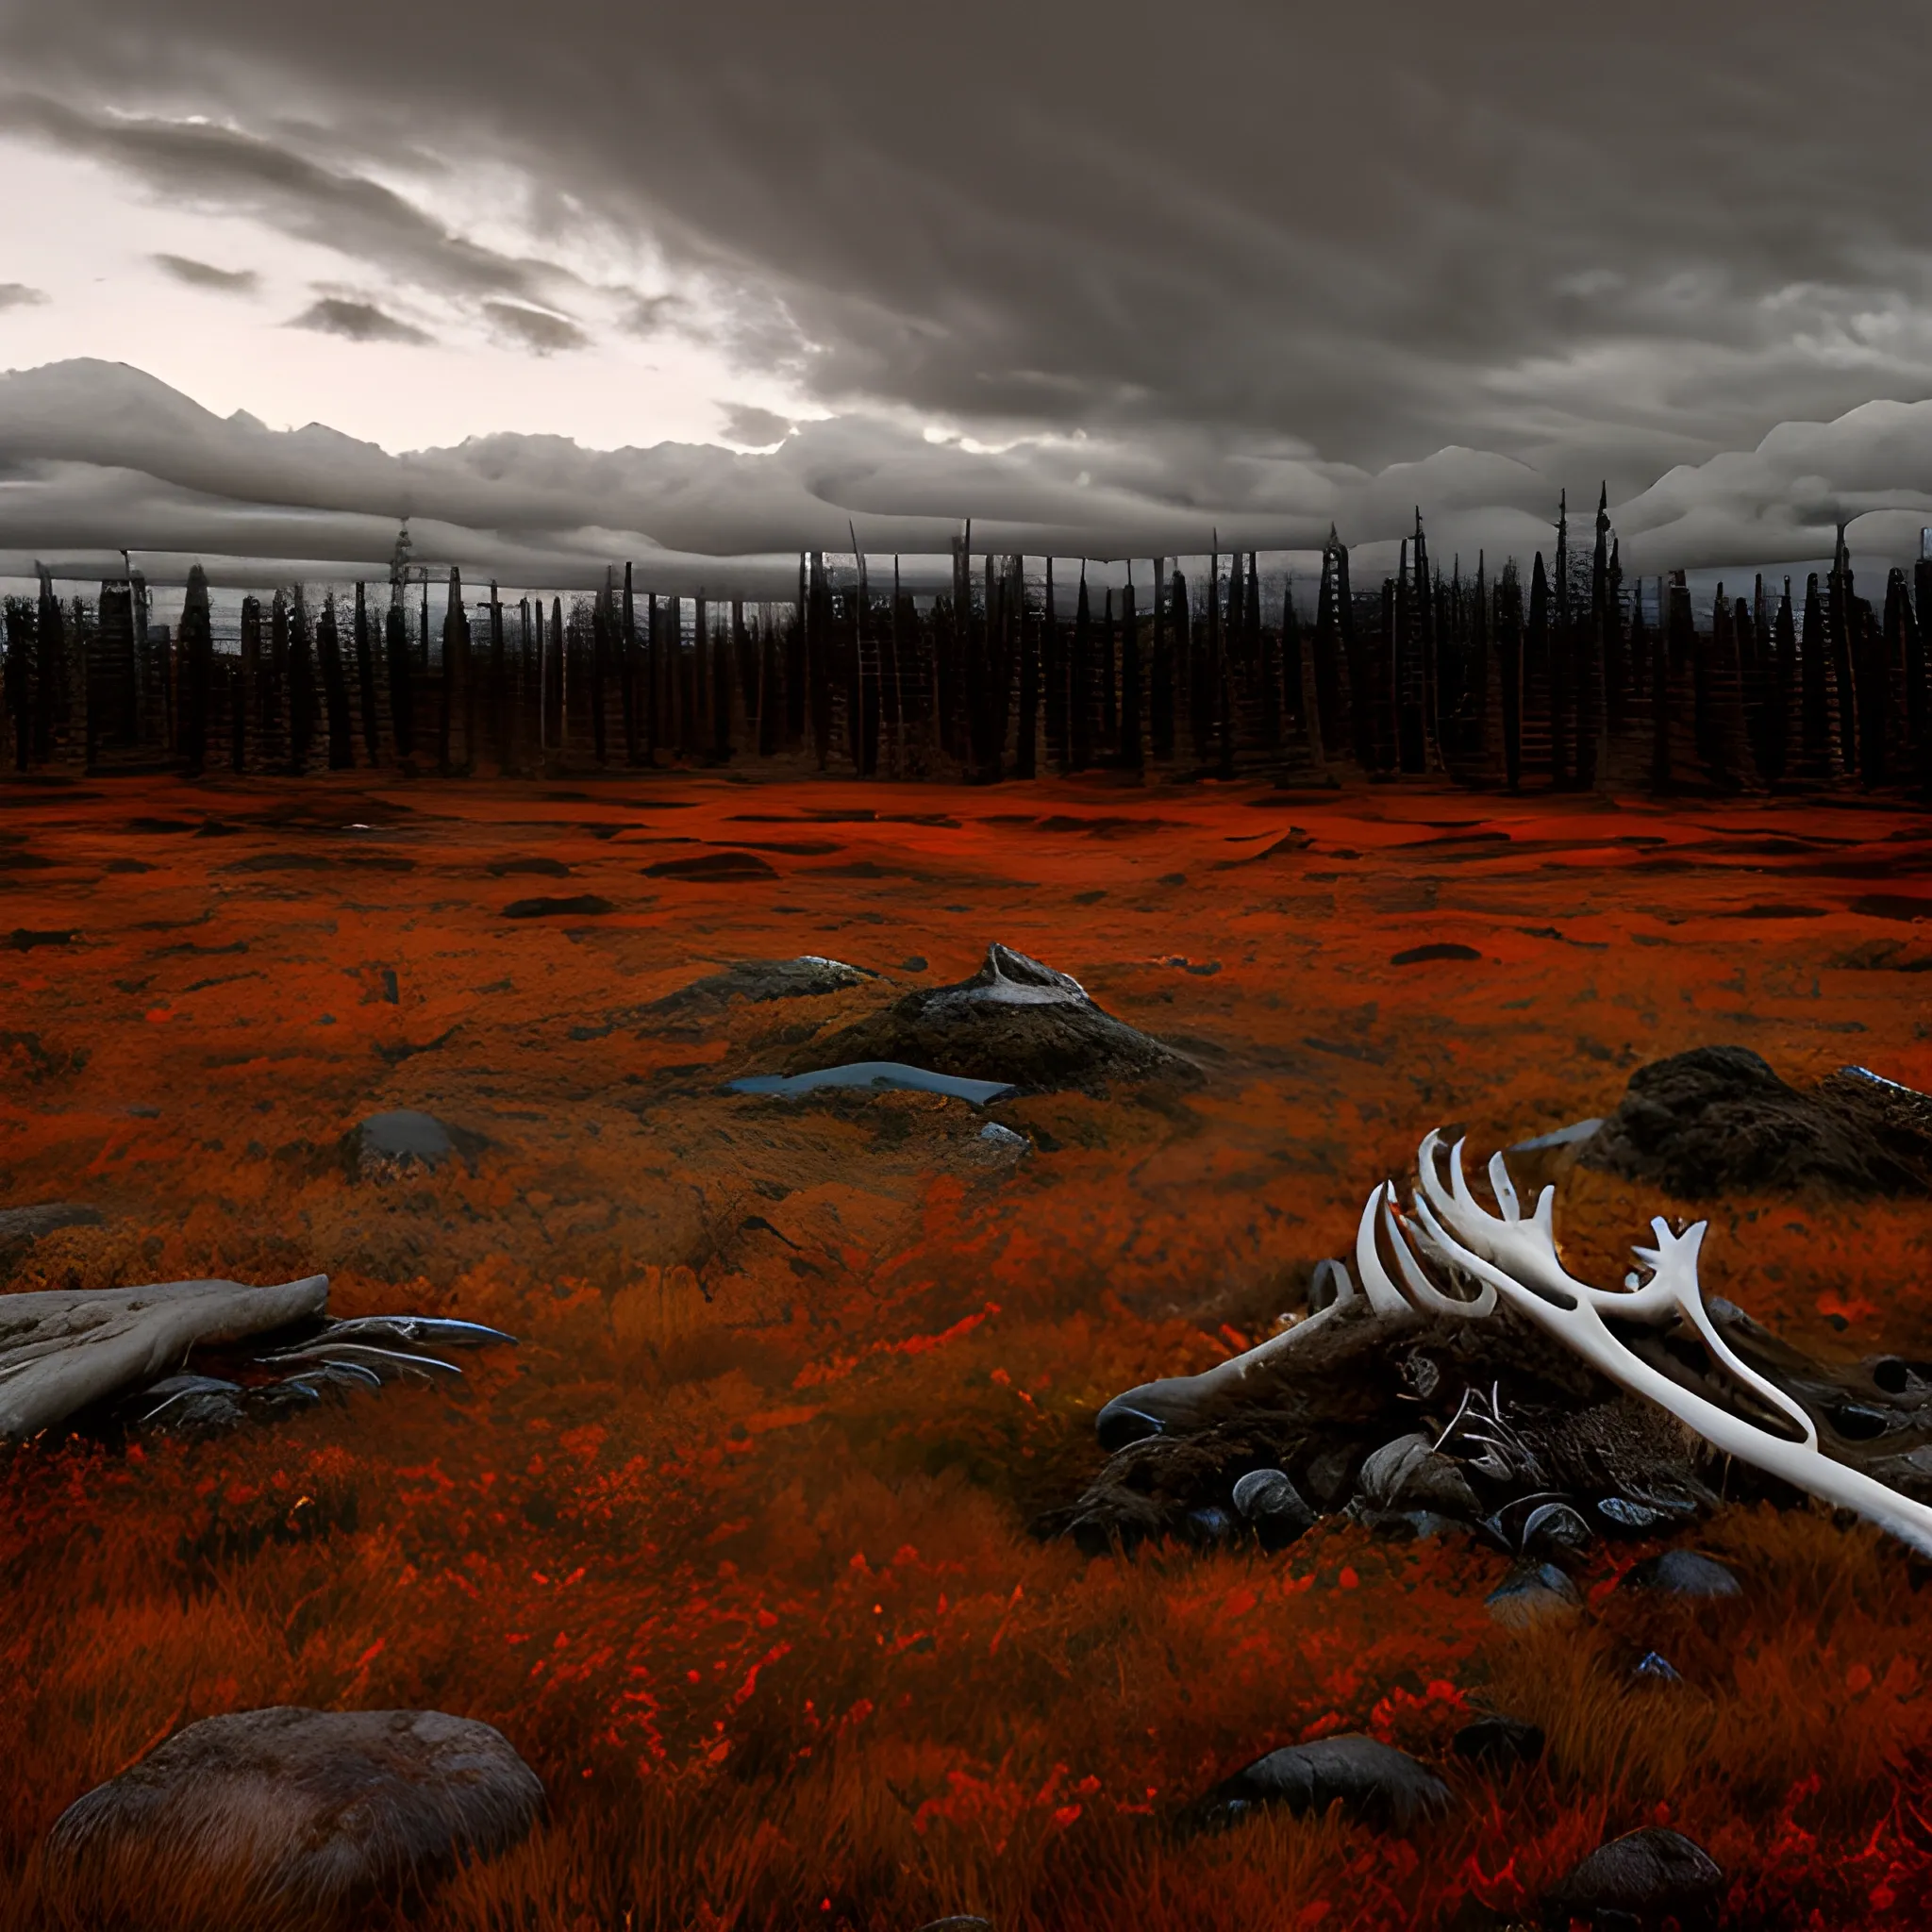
0, 1274, 327, 1439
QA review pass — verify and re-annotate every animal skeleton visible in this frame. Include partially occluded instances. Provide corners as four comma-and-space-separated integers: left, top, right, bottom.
1106, 1131, 1932, 1557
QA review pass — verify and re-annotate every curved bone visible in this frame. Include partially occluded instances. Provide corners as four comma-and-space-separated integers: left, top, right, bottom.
1402, 1131, 1932, 1557
0, 1275, 329, 1440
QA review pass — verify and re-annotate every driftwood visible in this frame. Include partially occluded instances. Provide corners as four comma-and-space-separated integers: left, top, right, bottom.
0, 1274, 328, 1440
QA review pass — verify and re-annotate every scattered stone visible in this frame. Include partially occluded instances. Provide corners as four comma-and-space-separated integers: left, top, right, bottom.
1632, 1651, 1683, 1685
911, 1920, 993, 1932
1582, 1044, 1932, 1197
1520, 1499, 1594, 1557
1541, 1826, 1723, 1930
641, 851, 779, 881
1620, 1550, 1741, 1598
1596, 1496, 1672, 1529
1204, 1733, 1451, 1833
1453, 1716, 1545, 1771
976, 1122, 1029, 1151
1231, 1467, 1316, 1548
649, 956, 873, 1014
1392, 942, 1482, 965
1356, 1432, 1481, 1517
1184, 1504, 1235, 1545
45, 1707, 543, 1929
901, 956, 928, 972
346, 1109, 484, 1181
1486, 1562, 1583, 1624
728, 1062, 1015, 1106
501, 893, 614, 919
788, 942, 1198, 1096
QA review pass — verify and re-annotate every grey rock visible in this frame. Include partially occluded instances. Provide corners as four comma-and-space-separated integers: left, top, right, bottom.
1541, 1826, 1723, 1930
1184, 1504, 1235, 1545
911, 1920, 993, 1932
1486, 1562, 1583, 1625
347, 1109, 484, 1181
1520, 1500, 1594, 1557
45, 1707, 543, 1929
1357, 1432, 1481, 1517
976, 1122, 1029, 1151
1632, 1651, 1683, 1685
1231, 1467, 1316, 1548
649, 955, 874, 1014
1621, 1550, 1741, 1598
1208, 1733, 1451, 1832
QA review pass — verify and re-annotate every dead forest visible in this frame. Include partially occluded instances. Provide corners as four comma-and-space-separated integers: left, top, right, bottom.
5, 493, 1930, 799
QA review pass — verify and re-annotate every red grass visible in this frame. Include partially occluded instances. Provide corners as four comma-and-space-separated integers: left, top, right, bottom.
3, 773, 1932, 1928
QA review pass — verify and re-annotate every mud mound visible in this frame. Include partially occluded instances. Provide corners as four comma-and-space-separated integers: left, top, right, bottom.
786, 943, 1198, 1095
1580, 1046, 1932, 1197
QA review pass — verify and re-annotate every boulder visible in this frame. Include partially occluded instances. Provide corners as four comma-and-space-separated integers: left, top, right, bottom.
45, 1707, 543, 1930
786, 942, 1197, 1096
1541, 1826, 1723, 1930
1203, 1733, 1451, 1832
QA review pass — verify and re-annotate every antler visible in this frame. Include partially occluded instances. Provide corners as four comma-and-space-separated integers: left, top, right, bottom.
1394, 1130, 1932, 1557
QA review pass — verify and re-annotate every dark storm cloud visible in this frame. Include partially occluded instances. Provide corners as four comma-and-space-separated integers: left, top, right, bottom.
289, 297, 434, 344
153, 253, 259, 292
9, 358, 1926, 586
3, 92, 561, 301
5, 2, 1932, 559
482, 301, 590, 355
718, 404, 792, 448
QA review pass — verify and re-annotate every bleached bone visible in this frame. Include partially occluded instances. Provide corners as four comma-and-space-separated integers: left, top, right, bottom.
1396, 1130, 1932, 1557
0, 1275, 328, 1440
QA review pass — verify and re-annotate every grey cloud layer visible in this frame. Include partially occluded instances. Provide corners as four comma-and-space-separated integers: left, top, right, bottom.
4, 359, 1929, 590
8, 0, 1930, 489
4, 2, 1932, 565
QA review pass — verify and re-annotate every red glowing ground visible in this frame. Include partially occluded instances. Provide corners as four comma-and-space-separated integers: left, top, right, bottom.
3, 771, 1932, 1929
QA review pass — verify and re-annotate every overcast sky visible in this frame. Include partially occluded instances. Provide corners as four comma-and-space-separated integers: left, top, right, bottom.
4, 0, 1932, 583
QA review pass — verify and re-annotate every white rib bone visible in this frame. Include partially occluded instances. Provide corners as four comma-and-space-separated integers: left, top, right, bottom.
1392, 1129, 1932, 1557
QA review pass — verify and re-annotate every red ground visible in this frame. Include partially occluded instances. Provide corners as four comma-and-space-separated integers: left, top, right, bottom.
3, 771, 1932, 1930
